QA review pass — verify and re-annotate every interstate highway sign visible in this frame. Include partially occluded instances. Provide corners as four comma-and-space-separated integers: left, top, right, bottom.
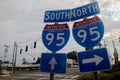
72, 16, 104, 48
40, 53, 67, 74
44, 1, 100, 22
77, 48, 111, 72
42, 23, 70, 51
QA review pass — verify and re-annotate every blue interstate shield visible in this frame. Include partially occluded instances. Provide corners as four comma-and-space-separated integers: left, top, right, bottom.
42, 23, 70, 51
72, 16, 104, 48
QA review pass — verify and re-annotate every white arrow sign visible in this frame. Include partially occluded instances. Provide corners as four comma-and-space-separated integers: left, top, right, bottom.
49, 57, 58, 70
82, 54, 104, 66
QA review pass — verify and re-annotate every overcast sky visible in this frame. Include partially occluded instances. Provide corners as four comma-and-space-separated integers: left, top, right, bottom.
0, 0, 120, 64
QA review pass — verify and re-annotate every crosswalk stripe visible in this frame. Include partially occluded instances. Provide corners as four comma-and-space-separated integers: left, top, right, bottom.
64, 75, 74, 78
71, 75, 79, 79
55, 74, 79, 79
24, 73, 79, 79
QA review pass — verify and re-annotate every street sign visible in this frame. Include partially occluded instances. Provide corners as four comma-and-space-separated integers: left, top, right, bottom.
72, 16, 104, 48
77, 48, 111, 72
44, 9, 71, 23
71, 1, 100, 21
44, 1, 100, 22
42, 23, 70, 51
40, 53, 67, 74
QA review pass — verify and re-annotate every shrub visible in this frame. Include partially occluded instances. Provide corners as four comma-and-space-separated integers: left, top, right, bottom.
109, 72, 120, 80
99, 73, 110, 80
77, 62, 120, 80
110, 63, 120, 73
77, 73, 94, 80
111, 67, 120, 73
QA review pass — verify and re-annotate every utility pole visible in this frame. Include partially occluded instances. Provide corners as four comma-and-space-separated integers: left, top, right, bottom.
11, 40, 30, 75
12, 41, 17, 76
112, 40, 118, 64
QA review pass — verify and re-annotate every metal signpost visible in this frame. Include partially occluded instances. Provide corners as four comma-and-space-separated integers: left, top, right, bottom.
42, 23, 70, 80
72, 16, 104, 80
43, 1, 107, 80
72, 1, 106, 80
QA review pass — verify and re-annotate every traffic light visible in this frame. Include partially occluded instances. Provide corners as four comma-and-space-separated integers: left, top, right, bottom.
34, 42, 36, 48
33, 57, 35, 60
25, 46, 28, 52
20, 49, 22, 54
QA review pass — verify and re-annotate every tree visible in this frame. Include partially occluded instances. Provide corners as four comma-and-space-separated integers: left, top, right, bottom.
22, 58, 26, 64
67, 51, 77, 61
35, 57, 41, 64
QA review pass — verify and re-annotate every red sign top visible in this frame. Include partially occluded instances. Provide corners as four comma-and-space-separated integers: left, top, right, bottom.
44, 23, 69, 30
73, 16, 101, 28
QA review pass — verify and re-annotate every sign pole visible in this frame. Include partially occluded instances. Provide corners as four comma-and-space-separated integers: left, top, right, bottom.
42, 22, 69, 79
85, 48, 99, 80
85, 0, 98, 79
87, 48, 99, 80
50, 73, 54, 80
94, 72, 99, 80
50, 51, 56, 80
91, 0, 98, 80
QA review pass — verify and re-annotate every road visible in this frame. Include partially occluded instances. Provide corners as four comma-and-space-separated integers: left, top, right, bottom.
0, 68, 84, 80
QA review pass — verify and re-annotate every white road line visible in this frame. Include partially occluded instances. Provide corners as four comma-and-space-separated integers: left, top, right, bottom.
71, 75, 79, 79
23, 74, 79, 79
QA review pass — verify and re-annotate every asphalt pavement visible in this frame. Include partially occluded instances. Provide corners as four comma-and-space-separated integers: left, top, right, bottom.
0, 68, 83, 80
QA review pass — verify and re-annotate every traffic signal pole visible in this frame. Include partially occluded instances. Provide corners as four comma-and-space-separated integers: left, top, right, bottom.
12, 41, 18, 76
12, 41, 16, 76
